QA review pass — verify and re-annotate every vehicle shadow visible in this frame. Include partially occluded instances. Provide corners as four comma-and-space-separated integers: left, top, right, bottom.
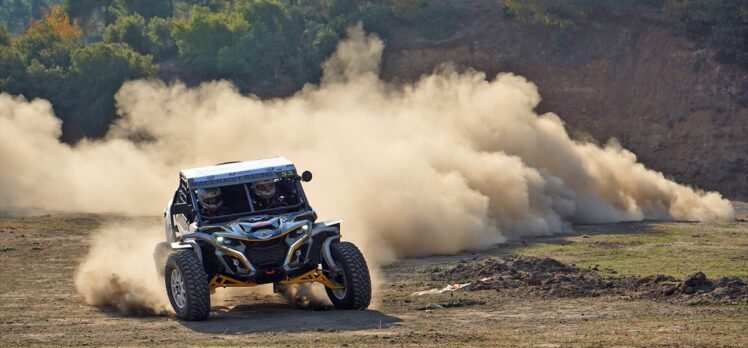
180, 303, 402, 334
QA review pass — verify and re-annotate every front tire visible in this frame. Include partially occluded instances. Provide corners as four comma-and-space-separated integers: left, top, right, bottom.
324, 242, 371, 309
165, 250, 211, 321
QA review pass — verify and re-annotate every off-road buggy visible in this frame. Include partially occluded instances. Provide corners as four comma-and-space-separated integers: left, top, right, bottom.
154, 157, 371, 321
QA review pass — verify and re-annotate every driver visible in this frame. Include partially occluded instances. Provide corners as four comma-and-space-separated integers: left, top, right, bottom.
196, 187, 231, 218
251, 180, 286, 210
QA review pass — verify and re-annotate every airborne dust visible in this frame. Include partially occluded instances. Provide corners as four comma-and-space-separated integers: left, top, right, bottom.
0, 26, 734, 314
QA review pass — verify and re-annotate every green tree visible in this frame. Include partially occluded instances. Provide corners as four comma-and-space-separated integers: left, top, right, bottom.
67, 42, 157, 137
103, 13, 149, 53
0, 42, 27, 92
63, 0, 111, 20
171, 6, 247, 77
1, 6, 157, 141
0, 24, 10, 45
146, 16, 176, 60
115, 0, 173, 20
63, 0, 114, 33
65, 0, 173, 36
214, 1, 314, 89
322, 0, 364, 16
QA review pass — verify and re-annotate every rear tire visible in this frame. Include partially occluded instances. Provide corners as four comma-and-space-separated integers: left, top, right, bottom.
324, 242, 371, 309
165, 250, 211, 321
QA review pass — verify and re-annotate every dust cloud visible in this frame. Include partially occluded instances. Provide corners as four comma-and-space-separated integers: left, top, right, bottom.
0, 25, 734, 312
74, 221, 171, 315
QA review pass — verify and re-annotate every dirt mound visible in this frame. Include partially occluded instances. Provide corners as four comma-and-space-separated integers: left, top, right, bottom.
436, 256, 748, 304
655, 272, 748, 304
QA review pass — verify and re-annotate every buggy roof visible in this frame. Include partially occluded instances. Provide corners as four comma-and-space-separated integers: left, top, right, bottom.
180, 156, 297, 189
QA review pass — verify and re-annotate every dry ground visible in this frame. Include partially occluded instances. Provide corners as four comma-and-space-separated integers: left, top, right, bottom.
1, 204, 747, 347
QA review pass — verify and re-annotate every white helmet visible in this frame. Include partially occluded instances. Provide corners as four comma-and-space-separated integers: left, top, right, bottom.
197, 188, 223, 210
252, 180, 276, 200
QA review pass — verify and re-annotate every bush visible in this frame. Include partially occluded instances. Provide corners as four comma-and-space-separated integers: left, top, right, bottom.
391, 0, 463, 40
505, 0, 659, 28
353, 5, 395, 37
678, 0, 748, 69
413, 1, 464, 40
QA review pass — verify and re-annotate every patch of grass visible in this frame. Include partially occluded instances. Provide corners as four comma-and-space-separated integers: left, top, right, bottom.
503, 222, 748, 279
0, 246, 14, 252
422, 265, 446, 273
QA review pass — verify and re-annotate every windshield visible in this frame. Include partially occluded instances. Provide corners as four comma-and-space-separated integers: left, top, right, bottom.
194, 177, 305, 224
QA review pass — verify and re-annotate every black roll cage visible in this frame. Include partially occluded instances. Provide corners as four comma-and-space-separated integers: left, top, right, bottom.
175, 175, 311, 226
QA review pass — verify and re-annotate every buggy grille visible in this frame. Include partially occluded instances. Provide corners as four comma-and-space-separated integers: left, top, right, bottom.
243, 238, 288, 269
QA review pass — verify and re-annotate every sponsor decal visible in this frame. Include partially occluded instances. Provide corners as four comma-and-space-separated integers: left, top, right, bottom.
188, 165, 297, 188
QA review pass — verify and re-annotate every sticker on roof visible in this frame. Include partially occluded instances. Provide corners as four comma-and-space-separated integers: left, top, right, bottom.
180, 157, 296, 188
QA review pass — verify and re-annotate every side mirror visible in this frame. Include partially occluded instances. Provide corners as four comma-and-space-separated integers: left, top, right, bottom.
301, 170, 313, 182
172, 202, 192, 215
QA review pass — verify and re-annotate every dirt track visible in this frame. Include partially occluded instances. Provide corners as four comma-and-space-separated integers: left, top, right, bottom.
1, 213, 747, 347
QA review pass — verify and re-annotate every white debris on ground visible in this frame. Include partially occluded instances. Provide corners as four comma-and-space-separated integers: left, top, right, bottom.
409, 278, 494, 296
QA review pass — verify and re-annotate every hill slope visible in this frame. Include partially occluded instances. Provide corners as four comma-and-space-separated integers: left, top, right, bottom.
379, 1, 747, 200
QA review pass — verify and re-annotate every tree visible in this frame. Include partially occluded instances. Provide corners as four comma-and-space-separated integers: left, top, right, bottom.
63, 0, 112, 22
103, 13, 149, 54
1, 5, 157, 141
67, 42, 157, 137
3, 0, 32, 34
114, 0, 173, 20
0, 42, 27, 92
26, 5, 81, 39
215, 1, 307, 86
146, 16, 176, 60
321, 0, 364, 16
0, 24, 10, 46
171, 6, 247, 77
63, 0, 114, 34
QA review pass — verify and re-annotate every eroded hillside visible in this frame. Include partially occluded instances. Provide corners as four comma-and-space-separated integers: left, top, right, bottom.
380, 1, 747, 200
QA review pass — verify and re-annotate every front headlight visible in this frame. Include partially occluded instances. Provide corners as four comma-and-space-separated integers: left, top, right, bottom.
292, 224, 309, 237
286, 224, 310, 244
215, 236, 238, 246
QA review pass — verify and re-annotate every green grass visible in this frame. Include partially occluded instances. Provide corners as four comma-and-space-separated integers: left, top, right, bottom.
502, 222, 748, 279
421, 265, 446, 273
